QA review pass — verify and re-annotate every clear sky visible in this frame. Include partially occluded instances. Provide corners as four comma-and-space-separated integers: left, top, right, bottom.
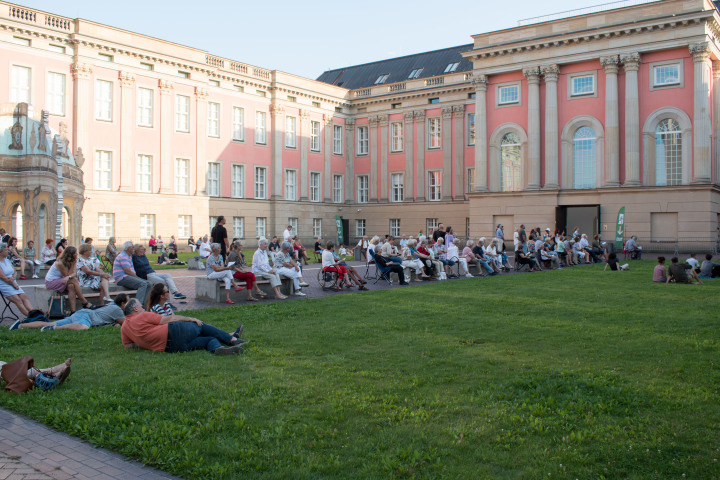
17, 0, 602, 79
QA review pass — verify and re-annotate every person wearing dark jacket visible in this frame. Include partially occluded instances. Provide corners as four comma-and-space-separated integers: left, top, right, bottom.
132, 244, 186, 300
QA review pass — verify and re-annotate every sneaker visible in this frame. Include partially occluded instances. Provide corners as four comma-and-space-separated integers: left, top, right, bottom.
293, 291, 307, 296
213, 344, 245, 355
173, 292, 187, 300
465, 273, 474, 278
9, 319, 22, 330
41, 325, 56, 332
32, 274, 39, 279
168, 303, 178, 311
34, 373, 59, 390
298, 282, 309, 287
103, 297, 113, 303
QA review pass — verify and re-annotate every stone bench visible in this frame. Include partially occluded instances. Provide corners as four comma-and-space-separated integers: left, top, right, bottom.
195, 275, 295, 302
14, 264, 49, 279
31, 284, 137, 310
188, 256, 206, 270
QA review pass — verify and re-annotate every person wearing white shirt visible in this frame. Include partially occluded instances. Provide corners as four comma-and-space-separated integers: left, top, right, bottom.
448, 239, 472, 278
274, 242, 309, 297
251, 238, 287, 299
357, 236, 369, 260
198, 236, 212, 259
283, 225, 293, 243
686, 254, 700, 271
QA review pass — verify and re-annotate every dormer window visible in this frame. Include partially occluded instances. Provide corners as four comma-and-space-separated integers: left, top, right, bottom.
444, 62, 460, 73
374, 74, 390, 84
408, 68, 423, 79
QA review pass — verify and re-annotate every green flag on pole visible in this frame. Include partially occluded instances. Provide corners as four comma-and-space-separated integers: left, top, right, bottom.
615, 206, 625, 249
335, 215, 343, 245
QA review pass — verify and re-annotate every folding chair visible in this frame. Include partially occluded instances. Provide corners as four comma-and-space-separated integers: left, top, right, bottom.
364, 251, 379, 281
0, 290, 19, 323
369, 250, 392, 285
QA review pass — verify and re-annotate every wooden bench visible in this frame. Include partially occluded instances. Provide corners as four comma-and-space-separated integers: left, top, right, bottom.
195, 276, 295, 302
31, 285, 137, 310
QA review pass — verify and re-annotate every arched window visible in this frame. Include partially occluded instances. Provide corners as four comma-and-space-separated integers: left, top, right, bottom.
38, 204, 46, 244
11, 204, 23, 243
62, 206, 70, 239
573, 126, 596, 189
655, 119, 682, 186
501, 133, 521, 192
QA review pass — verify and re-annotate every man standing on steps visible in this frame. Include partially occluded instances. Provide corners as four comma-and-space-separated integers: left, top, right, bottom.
211, 216, 229, 259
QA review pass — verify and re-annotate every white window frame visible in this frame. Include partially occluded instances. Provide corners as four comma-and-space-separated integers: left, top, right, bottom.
254, 166, 267, 199
288, 218, 298, 237
139, 214, 155, 240
428, 171, 442, 201
10, 65, 31, 104
178, 215, 191, 238
427, 118, 441, 149
374, 74, 390, 84
255, 111, 267, 144
256, 217, 267, 238
444, 62, 459, 73
46, 72, 65, 116
426, 218, 438, 237
207, 162, 220, 197
175, 95, 190, 132
285, 169, 297, 201
97, 213, 114, 239
333, 125, 343, 155
310, 121, 321, 152
233, 217, 244, 238
310, 172, 321, 202
313, 218, 322, 238
390, 219, 401, 237
466, 167, 476, 193
136, 154, 153, 193
356, 219, 366, 237
357, 175, 369, 203
357, 126, 369, 155
285, 116, 297, 148
207, 102, 220, 137
496, 82, 521, 106
231, 164, 245, 198
391, 122, 404, 152
650, 60, 684, 90
408, 68, 423, 79
232, 106, 244, 141
95, 150, 112, 191
467, 113, 476, 145
94, 79, 113, 121
137, 87, 153, 127
332, 174, 343, 203
175, 158, 189, 195
568, 72, 597, 98
391, 172, 404, 202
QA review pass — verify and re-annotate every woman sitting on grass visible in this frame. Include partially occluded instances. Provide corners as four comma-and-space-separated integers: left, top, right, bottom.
45, 246, 92, 312
206, 243, 244, 304
653, 256, 667, 282
604, 252, 619, 271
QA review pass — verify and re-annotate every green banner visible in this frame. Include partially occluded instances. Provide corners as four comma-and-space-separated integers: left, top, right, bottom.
335, 215, 343, 245
615, 206, 625, 249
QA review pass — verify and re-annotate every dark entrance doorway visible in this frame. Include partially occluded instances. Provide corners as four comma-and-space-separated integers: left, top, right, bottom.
341, 218, 349, 246
556, 205, 600, 237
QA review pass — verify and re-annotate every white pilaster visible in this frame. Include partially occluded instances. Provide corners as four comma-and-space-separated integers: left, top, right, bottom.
194, 87, 209, 195
299, 109, 309, 200
158, 80, 174, 194
441, 106, 453, 200
379, 114, 389, 202
621, 53, 641, 186
523, 66, 541, 190
541, 64, 559, 189
119, 71, 135, 192
270, 104, 284, 200
344, 119, 355, 203
690, 43, 712, 184
323, 114, 333, 202
403, 112, 414, 200
713, 63, 720, 185
601, 55, 620, 187
453, 105, 465, 199
414, 111, 426, 201
472, 75, 488, 192
71, 63, 92, 189
369, 115, 379, 202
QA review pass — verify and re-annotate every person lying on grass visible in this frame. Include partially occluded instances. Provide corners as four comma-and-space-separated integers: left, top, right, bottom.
666, 257, 702, 285
121, 298, 246, 354
0, 357, 72, 393
11, 294, 129, 331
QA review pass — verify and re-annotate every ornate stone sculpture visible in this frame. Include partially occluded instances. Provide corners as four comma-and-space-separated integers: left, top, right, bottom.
9, 119, 23, 150
38, 110, 49, 152
52, 122, 70, 159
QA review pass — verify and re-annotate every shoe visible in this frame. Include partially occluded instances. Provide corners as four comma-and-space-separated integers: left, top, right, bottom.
247, 296, 258, 302
173, 292, 186, 299
358, 285, 369, 291
213, 344, 244, 355
465, 273, 474, 278
293, 291, 307, 296
298, 282, 309, 287
33, 372, 59, 390
32, 274, 39, 279
255, 291, 268, 298
56, 366, 71, 384
103, 297, 113, 303
399, 281, 409, 285
276, 294, 288, 300
9, 319, 22, 331
19, 275, 26, 280
41, 325, 56, 332
168, 303, 178, 311
233, 325, 244, 337
225, 299, 235, 304
234, 286, 245, 292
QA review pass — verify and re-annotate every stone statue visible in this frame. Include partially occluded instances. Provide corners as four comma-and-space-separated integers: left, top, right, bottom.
29, 125, 36, 151
32, 186, 41, 216
52, 121, 69, 158
9, 120, 23, 150
0, 191, 6, 218
38, 110, 49, 152
75, 147, 85, 169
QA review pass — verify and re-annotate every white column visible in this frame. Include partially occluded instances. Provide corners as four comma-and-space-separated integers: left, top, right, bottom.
71, 63, 92, 189
369, 115, 379, 202
713, 63, 720, 185
323, 114, 333, 202
472, 75, 488, 192
414, 111, 426, 201
691, 43, 712, 183
270, 104, 284, 200
194, 88, 209, 195
403, 112, 414, 200
621, 53, 641, 186
453, 105, 465, 199
541, 64, 559, 189
119, 72, 135, 192
523, 67, 541, 190
441, 106, 453, 200
299, 109, 309, 200
379, 114, 389, 202
344, 119, 355, 203
601, 55, 620, 187
159, 80, 174, 194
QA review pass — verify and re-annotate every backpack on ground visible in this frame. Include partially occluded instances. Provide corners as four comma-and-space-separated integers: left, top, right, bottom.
47, 294, 67, 320
25, 309, 50, 323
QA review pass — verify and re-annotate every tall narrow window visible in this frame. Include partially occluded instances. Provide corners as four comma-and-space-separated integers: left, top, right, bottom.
655, 119, 682, 186
46, 72, 65, 116
333, 125, 343, 154
178, 215, 191, 238
255, 166, 267, 199
332, 174, 343, 203
391, 173, 404, 202
357, 175, 368, 203
95, 151, 112, 190
137, 87, 153, 127
572, 127, 596, 189
175, 159, 189, 194
139, 214, 155, 239
232, 107, 244, 141
256, 217, 266, 238
428, 171, 441, 200
207, 102, 220, 137
466, 168, 475, 193
390, 219, 401, 237
288, 218, 298, 236
207, 162, 220, 197
310, 121, 321, 151
356, 219, 366, 237
467, 113, 476, 145
10, 65, 31, 104
357, 126, 369, 155
285, 169, 297, 201
136, 155, 153, 193
310, 172, 321, 202
313, 218, 322, 237
285, 116, 297, 148
175, 95, 190, 132
95, 79, 113, 121
391, 122, 404, 152
98, 213, 114, 239
255, 111, 267, 144
426, 218, 438, 237
231, 164, 245, 198
428, 118, 441, 149
233, 217, 244, 238
500, 133, 522, 192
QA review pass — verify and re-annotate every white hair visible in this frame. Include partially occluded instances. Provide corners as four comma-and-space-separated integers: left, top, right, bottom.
123, 240, 134, 250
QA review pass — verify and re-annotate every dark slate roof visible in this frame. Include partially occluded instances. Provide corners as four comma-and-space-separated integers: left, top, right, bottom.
316, 44, 474, 90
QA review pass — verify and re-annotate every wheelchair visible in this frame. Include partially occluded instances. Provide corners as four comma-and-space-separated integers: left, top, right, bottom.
317, 267, 340, 290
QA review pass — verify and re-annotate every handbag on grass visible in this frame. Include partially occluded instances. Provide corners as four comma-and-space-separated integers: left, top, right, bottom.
47, 294, 66, 320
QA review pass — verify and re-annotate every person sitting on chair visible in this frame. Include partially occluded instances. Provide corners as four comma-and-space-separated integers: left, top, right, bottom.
313, 237, 323, 260
322, 241, 352, 291
0, 242, 33, 316
275, 242, 309, 296
205, 243, 243, 304
105, 237, 119, 265
401, 239, 427, 281
372, 249, 409, 285
380, 236, 403, 264
625, 236, 642, 259
251, 238, 287, 300
517, 241, 541, 272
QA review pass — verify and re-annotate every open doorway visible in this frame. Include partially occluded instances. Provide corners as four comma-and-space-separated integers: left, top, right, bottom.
556, 205, 600, 237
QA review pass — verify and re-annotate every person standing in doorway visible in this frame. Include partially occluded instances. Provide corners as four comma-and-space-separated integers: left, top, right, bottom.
211, 216, 229, 259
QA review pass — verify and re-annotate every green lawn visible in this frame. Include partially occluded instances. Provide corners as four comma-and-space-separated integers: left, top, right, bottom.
1, 261, 719, 479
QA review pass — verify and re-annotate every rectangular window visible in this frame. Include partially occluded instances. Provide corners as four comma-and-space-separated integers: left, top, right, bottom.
137, 87, 153, 127
391, 122, 404, 152
310, 121, 321, 151
98, 53, 113, 62
178, 215, 191, 238
498, 84, 520, 105
428, 171, 442, 201
408, 68, 423, 79
97, 213, 114, 239
390, 219, 401, 237
136, 154, 153, 193
444, 62, 459, 73
95, 79, 113, 121
209, 217, 217, 233
10, 66, 31, 104
313, 218, 322, 238
254, 166, 267, 199
209, 79, 220, 87
467, 168, 476, 193
207, 162, 220, 197
357, 126, 369, 155
46, 72, 65, 116
357, 175, 369, 203
48, 44, 65, 54
288, 218, 298, 236
332, 174, 343, 203
333, 125, 343, 154
234, 85, 244, 92
571, 75, 595, 96
428, 118, 441, 149
285, 169, 297, 201
285, 116, 297, 148
255, 111, 267, 144
139, 214, 155, 239
429, 97, 439, 104
356, 219, 366, 237
391, 173, 404, 202
139, 62, 153, 71
255, 217, 267, 238
178, 71, 190, 79
257, 90, 266, 97
12, 36, 30, 46
310, 172, 321, 202
232, 107, 244, 141
231, 164, 245, 198
175, 95, 190, 132
95, 150, 112, 190
312, 101, 321, 108
374, 74, 390, 84
654, 64, 680, 87
175, 159, 189, 194
467, 113, 476, 145
287, 95, 297, 102
391, 102, 401, 109
426, 218, 438, 237
207, 102, 220, 137
233, 217, 244, 238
